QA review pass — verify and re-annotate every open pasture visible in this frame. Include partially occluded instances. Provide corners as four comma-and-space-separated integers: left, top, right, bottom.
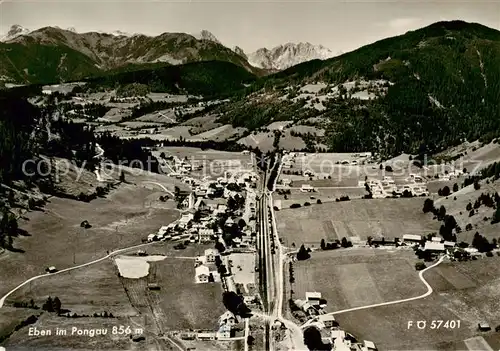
290, 249, 425, 312
150, 258, 226, 330
276, 198, 440, 246
274, 187, 367, 208
0, 181, 180, 298
333, 258, 500, 350
6, 260, 135, 317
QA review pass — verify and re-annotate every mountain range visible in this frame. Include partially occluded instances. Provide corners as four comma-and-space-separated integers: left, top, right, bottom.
1, 20, 500, 159
247, 43, 337, 70
0, 25, 337, 84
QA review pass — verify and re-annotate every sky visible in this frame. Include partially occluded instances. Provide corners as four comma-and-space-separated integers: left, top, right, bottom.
1, 0, 499, 53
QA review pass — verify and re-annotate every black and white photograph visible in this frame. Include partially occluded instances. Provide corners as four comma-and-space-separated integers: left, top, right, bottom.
1, 0, 500, 350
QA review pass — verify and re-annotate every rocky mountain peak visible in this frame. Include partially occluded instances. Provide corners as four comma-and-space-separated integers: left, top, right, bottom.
196, 30, 221, 44
1, 24, 31, 42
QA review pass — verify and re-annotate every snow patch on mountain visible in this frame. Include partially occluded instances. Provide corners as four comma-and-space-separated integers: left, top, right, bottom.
247, 42, 336, 70
1, 24, 31, 42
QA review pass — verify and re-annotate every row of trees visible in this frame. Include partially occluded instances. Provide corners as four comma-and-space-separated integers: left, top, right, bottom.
0, 208, 18, 249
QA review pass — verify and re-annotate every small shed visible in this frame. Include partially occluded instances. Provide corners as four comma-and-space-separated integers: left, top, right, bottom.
47, 266, 57, 273
147, 283, 160, 290
478, 322, 491, 332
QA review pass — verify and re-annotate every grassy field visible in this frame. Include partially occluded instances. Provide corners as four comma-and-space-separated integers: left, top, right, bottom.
149, 258, 226, 330
0, 181, 180, 298
290, 249, 426, 312
274, 188, 367, 208
0, 307, 41, 345
308, 255, 500, 350
276, 198, 440, 246
6, 260, 135, 317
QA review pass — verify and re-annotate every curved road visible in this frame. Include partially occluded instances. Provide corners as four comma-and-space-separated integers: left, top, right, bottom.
141, 181, 176, 198
0, 242, 156, 308
301, 255, 445, 329
0, 181, 181, 309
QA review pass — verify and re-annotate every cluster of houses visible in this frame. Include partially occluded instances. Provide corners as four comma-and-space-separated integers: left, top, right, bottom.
195, 248, 221, 284
297, 292, 378, 351
365, 176, 429, 198
369, 233, 487, 259
146, 154, 259, 248
179, 311, 239, 341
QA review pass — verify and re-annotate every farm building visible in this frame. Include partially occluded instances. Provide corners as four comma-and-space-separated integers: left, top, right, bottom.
46, 266, 57, 273
218, 311, 238, 327
306, 291, 322, 306
301, 184, 315, 192
195, 265, 210, 283
431, 236, 442, 243
423, 241, 445, 252
216, 324, 233, 339
294, 299, 318, 316
318, 314, 338, 328
363, 340, 378, 351
371, 238, 397, 246
197, 332, 216, 340
204, 248, 219, 263
402, 234, 422, 243
147, 234, 157, 242
478, 322, 491, 331
178, 213, 194, 228
443, 241, 456, 248
198, 228, 215, 242
147, 283, 160, 290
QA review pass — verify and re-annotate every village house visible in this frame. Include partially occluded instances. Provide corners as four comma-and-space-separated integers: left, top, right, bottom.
216, 324, 232, 339
225, 217, 235, 228
198, 228, 215, 243
197, 332, 216, 340
178, 213, 194, 229
218, 311, 238, 327
443, 241, 456, 248
195, 265, 210, 283
204, 248, 220, 263
402, 234, 422, 244
362, 340, 378, 351
424, 241, 445, 253
301, 184, 315, 193
318, 314, 338, 328
294, 299, 318, 316
305, 292, 322, 306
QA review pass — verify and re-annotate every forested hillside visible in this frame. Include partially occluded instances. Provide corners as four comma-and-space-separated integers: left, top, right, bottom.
88, 60, 256, 98
220, 21, 500, 157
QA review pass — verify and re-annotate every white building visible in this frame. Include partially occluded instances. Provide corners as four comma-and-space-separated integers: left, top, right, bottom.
204, 248, 219, 263
195, 265, 210, 283
178, 213, 194, 228
301, 184, 315, 192
402, 234, 422, 243
218, 311, 238, 327
424, 241, 445, 252
305, 291, 322, 306
198, 228, 214, 243
217, 324, 232, 339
